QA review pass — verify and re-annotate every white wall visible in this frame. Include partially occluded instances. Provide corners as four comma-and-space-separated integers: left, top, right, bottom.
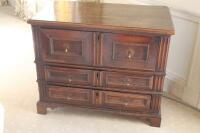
164, 15, 198, 100
182, 25, 200, 109
168, 16, 198, 79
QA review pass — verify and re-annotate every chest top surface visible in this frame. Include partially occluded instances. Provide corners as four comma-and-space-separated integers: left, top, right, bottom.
28, 1, 174, 35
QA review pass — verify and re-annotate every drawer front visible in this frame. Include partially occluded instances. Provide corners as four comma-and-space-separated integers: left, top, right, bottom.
101, 33, 158, 70
47, 86, 92, 105
100, 91, 151, 111
102, 72, 153, 91
40, 29, 94, 65
44, 66, 95, 86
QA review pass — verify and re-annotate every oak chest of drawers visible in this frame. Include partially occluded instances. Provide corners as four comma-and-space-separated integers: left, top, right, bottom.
28, 1, 174, 127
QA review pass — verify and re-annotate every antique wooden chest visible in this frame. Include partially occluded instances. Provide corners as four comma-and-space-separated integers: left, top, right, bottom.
28, 1, 174, 127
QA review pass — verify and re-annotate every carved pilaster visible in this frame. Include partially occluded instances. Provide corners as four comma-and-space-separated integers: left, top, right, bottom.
151, 94, 161, 112
156, 36, 171, 72
151, 36, 171, 112
32, 26, 46, 101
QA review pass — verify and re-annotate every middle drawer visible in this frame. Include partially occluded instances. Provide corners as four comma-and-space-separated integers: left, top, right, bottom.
44, 66, 154, 92
44, 66, 96, 86
102, 71, 154, 91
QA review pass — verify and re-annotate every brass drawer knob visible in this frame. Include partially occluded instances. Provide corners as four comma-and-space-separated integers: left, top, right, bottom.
66, 97, 72, 100
126, 83, 130, 86
125, 78, 131, 86
124, 102, 128, 106
68, 78, 72, 82
64, 94, 72, 100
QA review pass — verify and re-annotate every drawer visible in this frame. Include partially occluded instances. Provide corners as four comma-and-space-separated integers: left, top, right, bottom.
100, 33, 158, 70
40, 29, 95, 65
44, 66, 95, 86
100, 91, 151, 111
46, 86, 92, 105
102, 72, 153, 91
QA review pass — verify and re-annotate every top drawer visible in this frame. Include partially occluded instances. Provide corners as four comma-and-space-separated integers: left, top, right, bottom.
100, 33, 158, 71
39, 29, 95, 65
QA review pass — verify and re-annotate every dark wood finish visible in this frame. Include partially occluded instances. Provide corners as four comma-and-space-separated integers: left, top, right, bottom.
100, 33, 159, 71
46, 86, 93, 105
37, 101, 47, 114
148, 116, 161, 127
44, 66, 96, 86
28, 1, 174, 35
28, 1, 174, 127
102, 71, 153, 91
100, 91, 151, 112
40, 28, 95, 65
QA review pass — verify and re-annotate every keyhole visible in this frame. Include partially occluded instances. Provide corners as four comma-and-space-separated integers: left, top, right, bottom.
64, 43, 70, 53
127, 49, 135, 59
65, 48, 68, 53
128, 51, 132, 59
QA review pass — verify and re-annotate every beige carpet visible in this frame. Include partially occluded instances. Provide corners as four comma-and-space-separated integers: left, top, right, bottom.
0, 6, 200, 133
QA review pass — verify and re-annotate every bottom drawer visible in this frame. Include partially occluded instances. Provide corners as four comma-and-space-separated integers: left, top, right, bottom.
100, 91, 151, 112
46, 85, 92, 105
46, 85, 151, 112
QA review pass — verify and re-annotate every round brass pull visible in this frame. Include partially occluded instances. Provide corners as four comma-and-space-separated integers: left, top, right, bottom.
64, 94, 72, 100
66, 97, 72, 100
68, 78, 72, 82
125, 78, 131, 87
124, 102, 129, 106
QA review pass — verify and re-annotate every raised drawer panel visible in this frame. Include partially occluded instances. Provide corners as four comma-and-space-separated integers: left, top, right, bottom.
102, 72, 153, 91
47, 86, 92, 105
40, 29, 95, 65
44, 66, 95, 86
101, 33, 158, 70
100, 91, 151, 111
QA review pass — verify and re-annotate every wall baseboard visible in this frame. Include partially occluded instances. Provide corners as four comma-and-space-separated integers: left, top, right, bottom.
164, 70, 187, 100
164, 70, 200, 110
163, 93, 200, 112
